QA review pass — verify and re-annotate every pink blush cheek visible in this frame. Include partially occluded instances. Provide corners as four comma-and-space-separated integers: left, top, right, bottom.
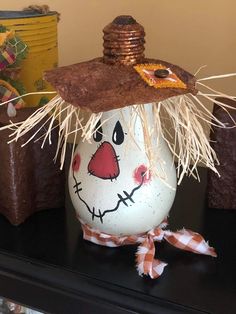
72, 154, 81, 172
133, 165, 151, 184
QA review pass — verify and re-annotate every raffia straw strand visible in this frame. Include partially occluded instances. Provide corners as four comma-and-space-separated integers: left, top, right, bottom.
69, 117, 80, 170
136, 104, 174, 186
198, 93, 236, 125
0, 121, 22, 131
194, 65, 207, 76
197, 81, 236, 101
0, 91, 57, 106
54, 104, 71, 161
156, 94, 219, 184
81, 113, 102, 142
60, 106, 73, 168
17, 97, 61, 140
19, 99, 66, 147
198, 72, 236, 82
190, 94, 226, 127
34, 123, 59, 144
126, 106, 143, 152
6, 97, 61, 144
40, 101, 66, 148
42, 102, 62, 146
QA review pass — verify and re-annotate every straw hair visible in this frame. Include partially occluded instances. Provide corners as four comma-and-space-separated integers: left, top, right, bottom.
0, 73, 235, 182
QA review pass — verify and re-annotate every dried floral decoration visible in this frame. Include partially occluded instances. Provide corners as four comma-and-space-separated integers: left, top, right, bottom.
134, 63, 187, 89
0, 25, 28, 116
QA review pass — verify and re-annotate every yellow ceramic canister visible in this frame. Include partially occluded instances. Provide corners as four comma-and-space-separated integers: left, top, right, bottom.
0, 10, 58, 106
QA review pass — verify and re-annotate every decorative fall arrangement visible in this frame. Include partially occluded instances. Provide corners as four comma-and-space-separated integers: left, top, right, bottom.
0, 24, 27, 116
1, 15, 236, 278
0, 8, 59, 107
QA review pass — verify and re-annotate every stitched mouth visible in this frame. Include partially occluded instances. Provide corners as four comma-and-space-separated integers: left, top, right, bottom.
72, 172, 145, 223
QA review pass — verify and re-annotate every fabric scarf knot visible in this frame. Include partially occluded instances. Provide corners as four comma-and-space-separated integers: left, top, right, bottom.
80, 219, 217, 279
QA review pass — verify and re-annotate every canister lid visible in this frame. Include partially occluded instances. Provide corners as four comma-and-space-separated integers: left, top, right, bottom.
0, 10, 57, 19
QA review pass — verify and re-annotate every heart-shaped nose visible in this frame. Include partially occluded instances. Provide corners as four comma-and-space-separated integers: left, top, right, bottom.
88, 141, 120, 180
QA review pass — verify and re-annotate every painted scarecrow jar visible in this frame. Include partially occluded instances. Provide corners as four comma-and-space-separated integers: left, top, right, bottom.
69, 104, 177, 235
4, 15, 235, 278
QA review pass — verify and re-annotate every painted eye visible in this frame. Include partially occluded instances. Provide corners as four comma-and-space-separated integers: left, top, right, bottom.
93, 120, 103, 142
112, 121, 124, 145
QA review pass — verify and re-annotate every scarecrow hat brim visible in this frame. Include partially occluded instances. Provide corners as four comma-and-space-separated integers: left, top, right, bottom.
44, 57, 197, 113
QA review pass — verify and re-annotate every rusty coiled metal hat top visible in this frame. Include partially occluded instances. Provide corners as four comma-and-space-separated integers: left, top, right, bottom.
103, 15, 145, 65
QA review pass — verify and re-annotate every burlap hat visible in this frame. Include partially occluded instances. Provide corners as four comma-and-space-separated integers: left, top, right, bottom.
44, 15, 197, 113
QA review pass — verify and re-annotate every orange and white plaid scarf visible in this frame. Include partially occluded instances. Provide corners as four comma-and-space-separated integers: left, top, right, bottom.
80, 219, 217, 279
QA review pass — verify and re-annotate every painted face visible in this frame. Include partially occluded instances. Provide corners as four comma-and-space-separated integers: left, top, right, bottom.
68, 105, 176, 236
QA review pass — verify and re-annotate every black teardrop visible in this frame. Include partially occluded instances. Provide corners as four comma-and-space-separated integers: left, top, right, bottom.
112, 121, 124, 145
93, 120, 103, 142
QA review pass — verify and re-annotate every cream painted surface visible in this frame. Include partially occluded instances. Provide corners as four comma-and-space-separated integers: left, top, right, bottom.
1, 1, 236, 101
68, 105, 177, 235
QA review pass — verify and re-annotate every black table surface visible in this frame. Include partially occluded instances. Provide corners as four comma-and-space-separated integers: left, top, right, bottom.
0, 167, 235, 314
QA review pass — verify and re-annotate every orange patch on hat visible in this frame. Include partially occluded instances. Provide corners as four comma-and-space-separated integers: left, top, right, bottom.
134, 64, 187, 89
